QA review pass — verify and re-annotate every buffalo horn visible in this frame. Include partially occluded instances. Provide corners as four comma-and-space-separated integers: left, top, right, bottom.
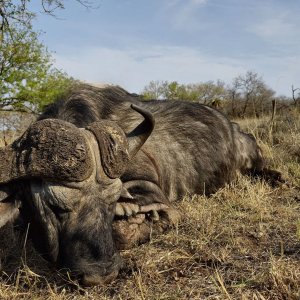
127, 104, 155, 158
86, 105, 154, 179
0, 119, 93, 184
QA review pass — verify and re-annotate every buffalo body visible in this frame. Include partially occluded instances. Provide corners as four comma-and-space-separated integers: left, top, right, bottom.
0, 84, 265, 285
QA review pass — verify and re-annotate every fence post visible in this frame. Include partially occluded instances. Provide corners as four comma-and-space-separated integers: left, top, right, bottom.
271, 99, 277, 122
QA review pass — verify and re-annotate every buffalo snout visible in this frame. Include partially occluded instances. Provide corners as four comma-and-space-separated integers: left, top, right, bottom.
60, 251, 122, 286
80, 254, 122, 286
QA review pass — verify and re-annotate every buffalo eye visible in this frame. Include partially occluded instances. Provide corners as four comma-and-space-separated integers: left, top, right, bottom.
49, 204, 72, 221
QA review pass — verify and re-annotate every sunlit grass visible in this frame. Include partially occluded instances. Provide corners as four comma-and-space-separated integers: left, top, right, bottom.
0, 110, 299, 299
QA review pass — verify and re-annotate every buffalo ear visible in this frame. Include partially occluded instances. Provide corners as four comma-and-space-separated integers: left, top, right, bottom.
87, 121, 130, 179
0, 201, 20, 228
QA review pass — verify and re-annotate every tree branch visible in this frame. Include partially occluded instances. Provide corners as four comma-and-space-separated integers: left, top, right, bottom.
291, 85, 300, 105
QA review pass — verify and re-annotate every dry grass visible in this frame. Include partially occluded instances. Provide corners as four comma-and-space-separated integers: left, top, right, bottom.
0, 110, 300, 299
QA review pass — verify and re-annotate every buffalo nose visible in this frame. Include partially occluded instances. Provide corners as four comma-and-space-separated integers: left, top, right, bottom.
81, 270, 119, 286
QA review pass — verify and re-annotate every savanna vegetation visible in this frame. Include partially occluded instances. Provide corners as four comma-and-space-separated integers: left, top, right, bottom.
142, 73, 300, 119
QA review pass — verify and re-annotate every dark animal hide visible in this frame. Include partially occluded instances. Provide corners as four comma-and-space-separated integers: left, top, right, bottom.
0, 83, 277, 286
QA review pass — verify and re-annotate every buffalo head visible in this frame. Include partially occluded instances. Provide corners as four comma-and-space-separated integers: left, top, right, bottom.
0, 105, 154, 286
231, 122, 265, 175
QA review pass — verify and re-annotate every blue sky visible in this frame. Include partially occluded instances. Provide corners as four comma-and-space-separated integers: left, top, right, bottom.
31, 0, 300, 96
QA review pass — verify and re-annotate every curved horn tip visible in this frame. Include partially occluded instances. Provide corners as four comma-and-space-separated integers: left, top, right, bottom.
130, 104, 155, 130
127, 105, 155, 158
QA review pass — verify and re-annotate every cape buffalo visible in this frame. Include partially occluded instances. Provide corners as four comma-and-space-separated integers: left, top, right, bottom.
0, 84, 272, 286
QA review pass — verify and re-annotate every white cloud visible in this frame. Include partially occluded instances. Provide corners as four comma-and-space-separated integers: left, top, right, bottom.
190, 0, 208, 5
165, 0, 207, 7
54, 45, 240, 91
249, 14, 295, 40
161, 0, 209, 32
53, 44, 299, 96
246, 3, 300, 53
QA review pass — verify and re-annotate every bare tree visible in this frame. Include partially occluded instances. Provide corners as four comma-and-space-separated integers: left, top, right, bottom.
0, 0, 95, 37
233, 71, 274, 117
142, 80, 169, 100
227, 80, 241, 116
292, 85, 300, 106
